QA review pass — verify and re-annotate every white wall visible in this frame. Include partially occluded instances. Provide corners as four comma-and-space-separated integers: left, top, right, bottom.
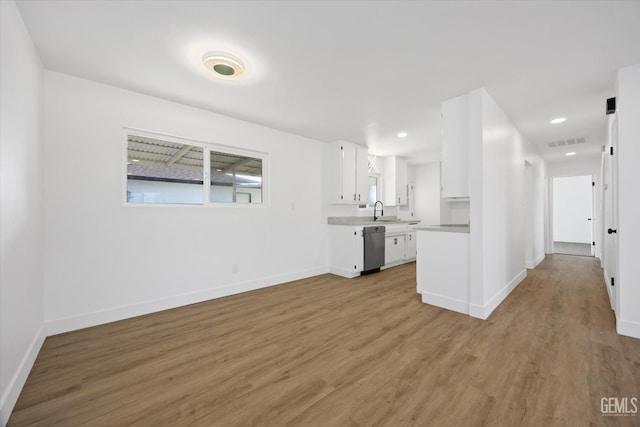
42, 71, 329, 333
0, 1, 46, 423
412, 162, 441, 225
467, 89, 546, 319
616, 63, 640, 339
479, 90, 527, 314
441, 200, 470, 225
547, 156, 601, 178
552, 176, 593, 244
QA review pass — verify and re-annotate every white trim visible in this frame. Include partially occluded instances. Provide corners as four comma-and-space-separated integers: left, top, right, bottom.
469, 269, 527, 320
533, 253, 545, 268
603, 268, 615, 311
46, 267, 328, 336
0, 325, 46, 426
421, 292, 469, 315
328, 266, 361, 278
617, 319, 640, 340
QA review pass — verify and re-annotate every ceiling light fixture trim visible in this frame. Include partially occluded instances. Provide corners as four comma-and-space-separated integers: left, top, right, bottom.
202, 51, 245, 80
551, 117, 566, 124
397, 132, 408, 138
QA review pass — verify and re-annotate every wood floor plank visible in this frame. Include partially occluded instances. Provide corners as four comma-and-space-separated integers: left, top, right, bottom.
9, 255, 640, 426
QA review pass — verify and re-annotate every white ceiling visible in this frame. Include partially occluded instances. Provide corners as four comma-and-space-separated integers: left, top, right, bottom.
15, 0, 640, 164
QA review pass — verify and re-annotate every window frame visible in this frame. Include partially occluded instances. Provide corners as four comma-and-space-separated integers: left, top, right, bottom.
123, 128, 269, 208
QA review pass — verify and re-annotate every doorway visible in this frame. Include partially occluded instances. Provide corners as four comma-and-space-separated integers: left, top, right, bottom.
552, 175, 594, 256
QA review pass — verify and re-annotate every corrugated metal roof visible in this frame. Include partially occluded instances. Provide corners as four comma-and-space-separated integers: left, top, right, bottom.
127, 135, 262, 186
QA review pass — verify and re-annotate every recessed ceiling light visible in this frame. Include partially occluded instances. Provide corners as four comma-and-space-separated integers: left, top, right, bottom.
216, 168, 223, 172
202, 51, 245, 80
397, 132, 408, 138
565, 152, 576, 156
551, 117, 566, 124
131, 159, 140, 162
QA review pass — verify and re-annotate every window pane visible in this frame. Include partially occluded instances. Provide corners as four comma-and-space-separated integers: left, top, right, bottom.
127, 136, 204, 204
368, 176, 377, 207
210, 151, 262, 204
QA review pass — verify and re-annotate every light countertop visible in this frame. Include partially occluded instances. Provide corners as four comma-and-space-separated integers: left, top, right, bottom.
328, 216, 420, 226
416, 224, 470, 233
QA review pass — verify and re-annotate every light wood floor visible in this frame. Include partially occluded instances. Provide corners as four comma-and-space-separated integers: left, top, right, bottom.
9, 255, 640, 426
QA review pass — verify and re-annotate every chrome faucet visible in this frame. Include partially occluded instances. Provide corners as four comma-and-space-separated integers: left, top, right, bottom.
373, 201, 384, 221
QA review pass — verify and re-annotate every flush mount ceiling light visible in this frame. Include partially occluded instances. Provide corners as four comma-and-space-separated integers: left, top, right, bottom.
397, 132, 408, 138
551, 117, 566, 124
202, 51, 245, 80
565, 152, 576, 156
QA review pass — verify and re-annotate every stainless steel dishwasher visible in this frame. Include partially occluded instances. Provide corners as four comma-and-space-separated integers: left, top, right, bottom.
363, 226, 385, 274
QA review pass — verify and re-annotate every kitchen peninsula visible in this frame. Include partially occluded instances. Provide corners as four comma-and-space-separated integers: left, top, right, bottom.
416, 224, 471, 315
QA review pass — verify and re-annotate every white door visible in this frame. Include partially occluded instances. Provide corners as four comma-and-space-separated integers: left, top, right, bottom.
553, 175, 594, 247
604, 117, 618, 313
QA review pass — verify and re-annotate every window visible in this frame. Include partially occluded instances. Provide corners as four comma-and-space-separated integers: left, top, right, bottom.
125, 131, 266, 206
368, 174, 379, 207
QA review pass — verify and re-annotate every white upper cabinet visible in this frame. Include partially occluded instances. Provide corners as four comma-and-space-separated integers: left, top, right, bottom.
328, 141, 369, 204
383, 155, 408, 206
441, 94, 470, 198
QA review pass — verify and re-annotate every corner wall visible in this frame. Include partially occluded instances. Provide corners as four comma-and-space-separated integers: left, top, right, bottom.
42, 71, 330, 333
0, 1, 46, 423
469, 89, 545, 319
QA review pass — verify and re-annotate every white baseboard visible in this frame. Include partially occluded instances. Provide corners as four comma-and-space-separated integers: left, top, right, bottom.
617, 319, 640, 340
469, 269, 527, 320
46, 266, 329, 336
603, 269, 614, 311
328, 266, 360, 278
0, 324, 46, 427
533, 253, 545, 268
421, 292, 469, 316
526, 254, 545, 270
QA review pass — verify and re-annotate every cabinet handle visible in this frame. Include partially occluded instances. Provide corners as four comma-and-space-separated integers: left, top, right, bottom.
353, 194, 356, 201
358, 194, 361, 201
398, 197, 400, 204
394, 238, 398, 245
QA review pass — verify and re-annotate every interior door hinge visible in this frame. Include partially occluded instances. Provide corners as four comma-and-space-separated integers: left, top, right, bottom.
592, 182, 595, 187
610, 146, 614, 155
611, 277, 615, 287
592, 241, 595, 246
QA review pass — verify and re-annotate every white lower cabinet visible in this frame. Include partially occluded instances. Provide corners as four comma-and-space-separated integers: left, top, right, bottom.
406, 231, 417, 260
385, 234, 406, 266
329, 223, 419, 278
328, 225, 364, 278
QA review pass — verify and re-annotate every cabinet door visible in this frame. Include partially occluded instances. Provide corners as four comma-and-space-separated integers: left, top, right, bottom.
395, 157, 408, 205
342, 144, 357, 203
356, 146, 369, 205
441, 94, 469, 198
385, 234, 406, 265
406, 231, 417, 260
